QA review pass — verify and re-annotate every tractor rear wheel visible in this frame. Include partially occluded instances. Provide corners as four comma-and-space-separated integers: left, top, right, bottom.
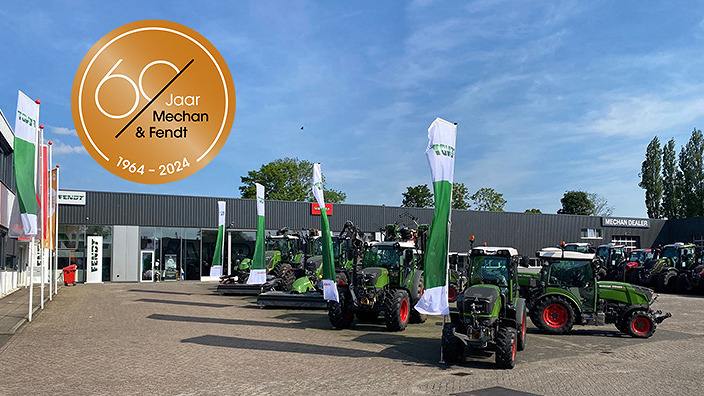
328, 300, 354, 329
495, 327, 517, 369
657, 270, 677, 292
274, 263, 295, 291
442, 323, 464, 364
384, 289, 410, 332
624, 310, 656, 338
409, 271, 427, 324
675, 275, 693, 293
517, 308, 527, 351
530, 296, 575, 334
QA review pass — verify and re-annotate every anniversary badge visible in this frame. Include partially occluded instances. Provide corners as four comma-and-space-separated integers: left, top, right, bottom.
71, 20, 236, 184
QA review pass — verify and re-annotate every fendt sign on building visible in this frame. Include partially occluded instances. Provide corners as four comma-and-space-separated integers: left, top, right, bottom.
601, 217, 650, 228
58, 191, 86, 205
311, 203, 333, 215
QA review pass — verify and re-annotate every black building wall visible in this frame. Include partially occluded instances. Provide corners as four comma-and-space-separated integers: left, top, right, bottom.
58, 191, 683, 256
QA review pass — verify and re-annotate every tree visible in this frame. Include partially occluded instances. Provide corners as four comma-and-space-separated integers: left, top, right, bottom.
401, 184, 433, 208
558, 190, 593, 215
587, 192, 614, 216
639, 136, 663, 218
239, 158, 347, 203
525, 208, 542, 213
678, 128, 704, 217
470, 188, 506, 211
452, 182, 470, 210
662, 138, 680, 219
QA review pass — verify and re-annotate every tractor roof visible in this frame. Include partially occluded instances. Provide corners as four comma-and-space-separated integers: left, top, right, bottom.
663, 242, 695, 248
268, 235, 300, 240
598, 243, 625, 248
471, 246, 519, 257
371, 241, 417, 249
538, 249, 595, 260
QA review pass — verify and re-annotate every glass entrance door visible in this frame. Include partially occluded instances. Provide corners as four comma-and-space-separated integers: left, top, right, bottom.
141, 250, 155, 282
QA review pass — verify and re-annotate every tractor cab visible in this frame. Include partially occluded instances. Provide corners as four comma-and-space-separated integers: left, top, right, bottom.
660, 243, 697, 270
265, 232, 302, 268
629, 249, 655, 264
596, 244, 626, 268
361, 241, 419, 286
537, 250, 597, 313
466, 247, 519, 298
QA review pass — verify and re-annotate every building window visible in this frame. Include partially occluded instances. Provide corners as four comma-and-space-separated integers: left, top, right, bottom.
581, 228, 602, 239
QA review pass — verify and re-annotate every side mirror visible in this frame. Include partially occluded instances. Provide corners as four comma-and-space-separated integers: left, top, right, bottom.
520, 256, 530, 268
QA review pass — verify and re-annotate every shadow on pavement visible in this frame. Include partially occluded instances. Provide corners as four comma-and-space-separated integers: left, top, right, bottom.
181, 335, 378, 358
147, 313, 314, 329
135, 298, 232, 308
127, 289, 193, 296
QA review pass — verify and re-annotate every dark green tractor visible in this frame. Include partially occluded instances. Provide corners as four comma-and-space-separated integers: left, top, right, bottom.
521, 249, 671, 338
327, 224, 427, 332
634, 243, 697, 292
230, 229, 303, 290
443, 247, 527, 369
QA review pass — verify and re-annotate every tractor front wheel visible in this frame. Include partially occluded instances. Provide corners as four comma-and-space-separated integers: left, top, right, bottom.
442, 323, 464, 364
624, 310, 656, 338
275, 263, 295, 291
531, 296, 575, 334
409, 271, 427, 324
328, 300, 354, 329
495, 327, 517, 369
657, 270, 677, 292
384, 289, 410, 332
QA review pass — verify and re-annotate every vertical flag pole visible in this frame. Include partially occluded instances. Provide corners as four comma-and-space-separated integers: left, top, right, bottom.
54, 165, 60, 295
48, 142, 53, 301
39, 127, 45, 309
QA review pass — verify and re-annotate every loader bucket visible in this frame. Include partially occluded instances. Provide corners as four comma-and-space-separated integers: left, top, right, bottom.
256, 291, 328, 309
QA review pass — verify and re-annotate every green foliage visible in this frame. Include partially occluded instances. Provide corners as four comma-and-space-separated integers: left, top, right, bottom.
470, 187, 506, 212
401, 184, 433, 208
678, 129, 704, 217
662, 138, 680, 219
525, 208, 542, 213
558, 190, 593, 215
239, 158, 346, 203
639, 136, 663, 218
452, 182, 470, 210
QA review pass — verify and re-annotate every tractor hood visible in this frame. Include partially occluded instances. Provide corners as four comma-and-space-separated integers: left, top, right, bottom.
597, 281, 654, 305
359, 268, 389, 288
461, 284, 501, 317
305, 256, 323, 272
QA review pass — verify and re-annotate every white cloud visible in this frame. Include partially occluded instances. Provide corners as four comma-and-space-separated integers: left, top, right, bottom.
52, 140, 87, 155
48, 125, 77, 136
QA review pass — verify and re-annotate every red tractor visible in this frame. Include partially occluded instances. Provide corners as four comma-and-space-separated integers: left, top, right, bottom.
625, 249, 656, 284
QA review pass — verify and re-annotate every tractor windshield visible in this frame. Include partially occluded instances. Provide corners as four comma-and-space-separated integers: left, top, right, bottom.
468, 256, 510, 289
266, 239, 288, 253
596, 247, 608, 260
362, 245, 400, 269
629, 250, 653, 263
661, 247, 678, 260
547, 260, 593, 288
311, 237, 341, 259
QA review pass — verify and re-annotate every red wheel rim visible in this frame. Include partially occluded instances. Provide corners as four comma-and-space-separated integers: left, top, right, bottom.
543, 303, 568, 328
400, 298, 409, 323
522, 312, 526, 340
338, 279, 345, 285
511, 333, 516, 361
631, 317, 651, 335
448, 287, 456, 301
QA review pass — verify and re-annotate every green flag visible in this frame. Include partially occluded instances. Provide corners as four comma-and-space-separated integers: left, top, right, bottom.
13, 91, 39, 236
415, 118, 457, 315
313, 163, 338, 302
247, 183, 267, 284
210, 201, 226, 277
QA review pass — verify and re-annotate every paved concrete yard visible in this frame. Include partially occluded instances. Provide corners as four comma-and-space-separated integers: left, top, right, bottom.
0, 282, 702, 396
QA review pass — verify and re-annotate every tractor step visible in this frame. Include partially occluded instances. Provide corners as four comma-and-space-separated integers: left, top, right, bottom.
257, 291, 327, 309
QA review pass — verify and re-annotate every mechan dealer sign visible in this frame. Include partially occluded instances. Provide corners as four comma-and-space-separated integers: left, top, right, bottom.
601, 217, 650, 228
58, 191, 86, 206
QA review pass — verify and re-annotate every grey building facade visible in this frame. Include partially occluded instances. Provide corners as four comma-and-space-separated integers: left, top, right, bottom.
57, 190, 702, 284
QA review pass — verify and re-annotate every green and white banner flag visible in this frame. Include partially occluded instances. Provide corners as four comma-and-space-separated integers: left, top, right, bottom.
210, 201, 226, 277
415, 118, 457, 315
247, 183, 267, 284
13, 91, 39, 236
313, 163, 338, 302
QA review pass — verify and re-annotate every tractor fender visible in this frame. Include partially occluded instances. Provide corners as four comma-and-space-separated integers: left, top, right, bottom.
410, 270, 424, 302
535, 292, 582, 316
515, 298, 526, 329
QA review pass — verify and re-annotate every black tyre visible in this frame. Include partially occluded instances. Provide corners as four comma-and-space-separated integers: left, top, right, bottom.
675, 275, 693, 293
530, 296, 576, 334
409, 271, 427, 324
442, 323, 464, 364
355, 311, 380, 322
275, 263, 295, 291
657, 270, 677, 292
64, 282, 68, 286
517, 307, 527, 351
495, 327, 517, 369
328, 300, 354, 329
626, 269, 641, 285
624, 310, 656, 338
270, 261, 284, 278
384, 289, 410, 332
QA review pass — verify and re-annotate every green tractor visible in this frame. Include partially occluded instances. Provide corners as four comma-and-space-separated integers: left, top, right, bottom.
633, 243, 697, 292
217, 228, 302, 295
327, 224, 427, 332
442, 247, 527, 369
520, 248, 671, 338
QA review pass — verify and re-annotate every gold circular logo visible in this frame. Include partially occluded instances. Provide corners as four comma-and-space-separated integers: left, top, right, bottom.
71, 20, 236, 184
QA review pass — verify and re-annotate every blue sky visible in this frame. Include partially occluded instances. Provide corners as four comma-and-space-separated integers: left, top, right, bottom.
2, 1, 704, 217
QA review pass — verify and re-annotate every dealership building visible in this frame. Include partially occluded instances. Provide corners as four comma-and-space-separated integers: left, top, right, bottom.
54, 190, 704, 283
